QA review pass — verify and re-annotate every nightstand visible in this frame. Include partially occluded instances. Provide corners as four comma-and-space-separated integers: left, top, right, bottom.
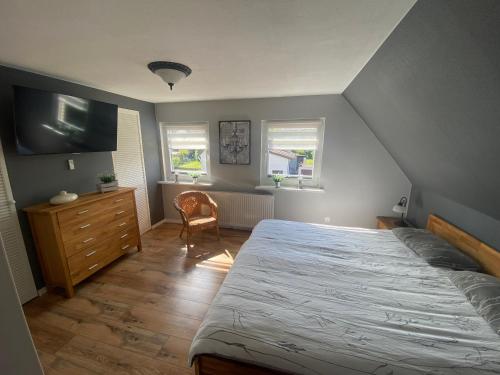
376, 216, 413, 230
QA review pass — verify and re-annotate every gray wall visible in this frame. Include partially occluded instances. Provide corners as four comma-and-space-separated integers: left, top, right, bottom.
0, 237, 43, 374
156, 95, 410, 228
343, 0, 500, 249
409, 186, 500, 250
0, 238, 42, 374
0, 65, 163, 288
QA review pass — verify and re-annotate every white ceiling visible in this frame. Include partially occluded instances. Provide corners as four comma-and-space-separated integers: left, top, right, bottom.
0, 0, 415, 103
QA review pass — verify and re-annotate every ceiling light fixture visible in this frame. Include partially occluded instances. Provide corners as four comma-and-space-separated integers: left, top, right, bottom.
147, 61, 192, 90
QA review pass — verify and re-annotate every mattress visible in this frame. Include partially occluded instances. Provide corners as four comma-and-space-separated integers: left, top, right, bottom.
189, 220, 500, 374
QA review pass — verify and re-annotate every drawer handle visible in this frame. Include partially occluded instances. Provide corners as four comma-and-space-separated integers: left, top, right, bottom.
79, 223, 91, 229
121, 244, 130, 250
115, 198, 124, 203
85, 250, 97, 257
116, 210, 125, 215
82, 237, 95, 244
117, 222, 127, 227
88, 263, 99, 271
120, 233, 128, 239
77, 209, 89, 215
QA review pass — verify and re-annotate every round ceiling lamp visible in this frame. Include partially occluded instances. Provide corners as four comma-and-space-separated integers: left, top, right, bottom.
148, 61, 192, 90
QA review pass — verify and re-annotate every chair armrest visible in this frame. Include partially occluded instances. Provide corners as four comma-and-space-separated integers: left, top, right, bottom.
174, 201, 190, 224
207, 196, 218, 220
180, 209, 190, 224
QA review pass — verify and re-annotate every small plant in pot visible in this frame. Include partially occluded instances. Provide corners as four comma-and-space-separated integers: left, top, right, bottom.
272, 175, 284, 188
97, 172, 118, 193
190, 172, 200, 184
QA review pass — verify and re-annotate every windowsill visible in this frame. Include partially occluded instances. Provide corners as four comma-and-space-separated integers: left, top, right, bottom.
255, 185, 324, 193
158, 180, 213, 186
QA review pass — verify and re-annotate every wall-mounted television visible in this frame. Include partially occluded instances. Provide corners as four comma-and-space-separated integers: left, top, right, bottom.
13, 86, 118, 155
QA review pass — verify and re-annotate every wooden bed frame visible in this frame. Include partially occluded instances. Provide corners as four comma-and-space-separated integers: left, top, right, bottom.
426, 214, 500, 277
195, 214, 500, 375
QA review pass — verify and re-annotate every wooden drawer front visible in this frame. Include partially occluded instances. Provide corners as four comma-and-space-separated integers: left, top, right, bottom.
60, 201, 135, 244
68, 230, 139, 285
69, 245, 123, 285
117, 227, 138, 247
118, 230, 139, 253
60, 215, 103, 243
64, 232, 105, 258
63, 220, 136, 258
104, 200, 135, 225
68, 242, 111, 276
58, 200, 104, 228
105, 193, 135, 210
59, 197, 134, 232
111, 214, 137, 234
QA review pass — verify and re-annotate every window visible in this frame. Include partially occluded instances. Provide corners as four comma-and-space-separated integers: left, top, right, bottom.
160, 122, 210, 179
261, 119, 325, 186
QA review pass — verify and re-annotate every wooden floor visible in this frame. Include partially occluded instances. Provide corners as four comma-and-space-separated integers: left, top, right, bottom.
23, 223, 250, 375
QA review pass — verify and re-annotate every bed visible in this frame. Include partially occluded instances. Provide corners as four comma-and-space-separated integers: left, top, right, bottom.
189, 215, 500, 374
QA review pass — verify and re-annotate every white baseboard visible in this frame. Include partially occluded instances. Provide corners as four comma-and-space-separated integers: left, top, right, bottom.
151, 219, 167, 229
37, 287, 47, 296
163, 218, 183, 224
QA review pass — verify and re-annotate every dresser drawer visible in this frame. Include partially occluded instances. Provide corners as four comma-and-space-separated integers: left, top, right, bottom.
117, 226, 139, 248
59, 215, 104, 243
67, 241, 110, 275
69, 244, 123, 285
105, 193, 135, 209
59, 197, 134, 230
111, 214, 137, 235
104, 200, 135, 225
67, 229, 138, 284
63, 232, 105, 257
63, 215, 137, 257
58, 200, 103, 227
59, 200, 135, 243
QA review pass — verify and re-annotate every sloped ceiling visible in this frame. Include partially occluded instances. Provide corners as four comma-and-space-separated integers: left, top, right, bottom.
343, 0, 500, 221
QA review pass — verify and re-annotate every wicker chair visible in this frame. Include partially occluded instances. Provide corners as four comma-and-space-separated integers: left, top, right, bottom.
173, 191, 220, 249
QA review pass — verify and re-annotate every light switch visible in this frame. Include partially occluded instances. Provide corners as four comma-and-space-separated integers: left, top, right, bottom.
68, 159, 75, 170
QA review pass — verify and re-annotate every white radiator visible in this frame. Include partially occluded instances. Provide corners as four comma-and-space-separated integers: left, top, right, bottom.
208, 191, 274, 230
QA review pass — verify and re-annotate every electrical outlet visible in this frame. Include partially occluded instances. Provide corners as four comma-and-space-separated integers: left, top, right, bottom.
67, 159, 75, 170
324, 216, 331, 223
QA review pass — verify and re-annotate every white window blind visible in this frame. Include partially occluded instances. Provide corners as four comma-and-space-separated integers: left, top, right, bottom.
266, 120, 322, 150
261, 119, 325, 186
160, 122, 210, 178
164, 124, 209, 150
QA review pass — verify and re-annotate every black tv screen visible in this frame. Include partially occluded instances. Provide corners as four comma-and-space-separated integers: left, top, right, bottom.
13, 86, 118, 155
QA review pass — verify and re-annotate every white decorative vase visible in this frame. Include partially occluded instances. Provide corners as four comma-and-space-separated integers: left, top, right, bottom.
97, 180, 118, 193
192, 177, 198, 184
50, 191, 78, 205
275, 181, 281, 188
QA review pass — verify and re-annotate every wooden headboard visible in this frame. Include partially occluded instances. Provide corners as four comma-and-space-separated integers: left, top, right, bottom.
426, 214, 500, 277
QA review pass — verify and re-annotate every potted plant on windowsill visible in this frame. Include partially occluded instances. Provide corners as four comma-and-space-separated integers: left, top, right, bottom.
97, 172, 118, 193
190, 172, 200, 184
272, 175, 284, 188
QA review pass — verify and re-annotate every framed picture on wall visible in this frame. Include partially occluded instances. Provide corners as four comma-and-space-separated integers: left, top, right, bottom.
219, 120, 251, 165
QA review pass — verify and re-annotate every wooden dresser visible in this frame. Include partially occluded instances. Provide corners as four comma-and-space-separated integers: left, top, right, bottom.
24, 187, 141, 297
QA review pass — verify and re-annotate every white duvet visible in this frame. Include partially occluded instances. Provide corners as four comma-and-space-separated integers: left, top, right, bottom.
189, 220, 500, 374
